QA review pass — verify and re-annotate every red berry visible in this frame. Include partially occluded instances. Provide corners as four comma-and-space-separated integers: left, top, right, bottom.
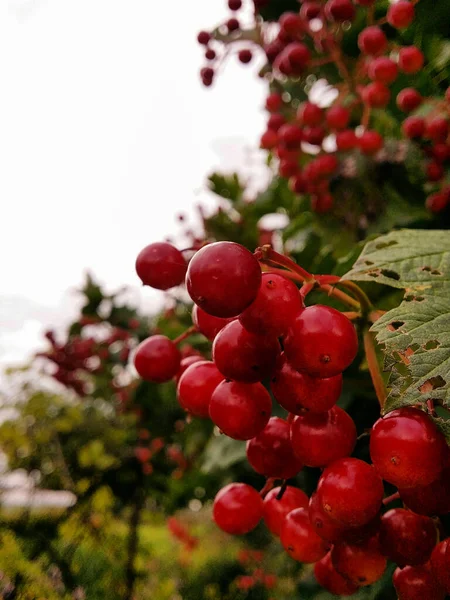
197, 31, 211, 45
205, 48, 216, 60
278, 123, 303, 149
314, 552, 359, 596
281, 508, 329, 563
426, 192, 449, 213
388, 1, 414, 28
175, 355, 204, 382
289, 173, 308, 194
228, 0, 242, 10
200, 67, 214, 85
379, 508, 437, 567
186, 242, 262, 318
358, 27, 388, 55
370, 407, 448, 488
314, 154, 339, 175
402, 115, 426, 138
431, 143, 449, 162
302, 126, 326, 145
326, 105, 350, 130
284, 305, 358, 378
361, 81, 391, 107
239, 273, 303, 338
134, 447, 151, 463
247, 417, 303, 479
399, 463, 450, 516
267, 113, 286, 131
336, 129, 358, 151
299, 102, 324, 126
394, 565, 446, 600
226, 17, 240, 32
425, 117, 449, 142
397, 88, 423, 112
134, 335, 181, 383
354, 0, 375, 4
290, 406, 357, 467
317, 458, 384, 527
136, 242, 187, 290
300, 1, 322, 20
279, 159, 300, 178
177, 361, 224, 418
238, 49, 252, 64
311, 193, 334, 213
431, 538, 450, 594
213, 483, 263, 535
209, 380, 271, 440
260, 129, 278, 149
399, 46, 424, 73
271, 355, 342, 414
427, 161, 444, 181
263, 486, 308, 536
324, 0, 355, 22
213, 320, 279, 382
331, 536, 387, 587
275, 42, 311, 75
279, 12, 304, 39
265, 93, 283, 113
358, 130, 383, 155
264, 39, 285, 63
192, 305, 234, 341
368, 56, 399, 84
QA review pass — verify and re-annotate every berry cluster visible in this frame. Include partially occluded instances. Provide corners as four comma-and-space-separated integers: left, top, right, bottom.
234, 549, 277, 593
133, 238, 450, 597
197, 0, 450, 214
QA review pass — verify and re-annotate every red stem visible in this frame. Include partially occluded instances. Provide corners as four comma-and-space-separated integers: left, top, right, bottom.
383, 492, 400, 506
259, 478, 276, 498
173, 326, 197, 346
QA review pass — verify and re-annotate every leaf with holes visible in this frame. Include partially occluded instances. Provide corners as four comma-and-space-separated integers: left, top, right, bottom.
342, 229, 450, 419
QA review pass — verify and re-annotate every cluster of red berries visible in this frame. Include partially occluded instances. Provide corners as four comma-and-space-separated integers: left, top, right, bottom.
197, 0, 450, 214
235, 549, 277, 593
134, 238, 450, 598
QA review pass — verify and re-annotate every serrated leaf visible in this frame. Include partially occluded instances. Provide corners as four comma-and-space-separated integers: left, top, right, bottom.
343, 230, 450, 417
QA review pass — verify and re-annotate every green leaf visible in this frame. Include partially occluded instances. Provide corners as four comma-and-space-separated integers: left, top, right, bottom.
343, 229, 450, 417
201, 434, 246, 473
207, 172, 244, 203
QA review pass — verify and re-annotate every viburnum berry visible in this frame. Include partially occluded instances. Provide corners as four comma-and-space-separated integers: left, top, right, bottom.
393, 565, 446, 600
238, 49, 252, 64
326, 105, 350, 130
226, 17, 240, 32
431, 143, 449, 162
200, 67, 214, 86
278, 123, 303, 149
314, 552, 359, 596
300, 1, 322, 20
212, 320, 279, 382
299, 102, 324, 126
368, 57, 399, 84
276, 42, 311, 75
267, 113, 286, 131
197, 31, 211, 45
397, 88, 423, 112
279, 159, 300, 178
324, 0, 355, 22
175, 355, 203, 382
186, 242, 262, 318
265, 93, 283, 112
135, 242, 187, 290
247, 417, 303, 479
336, 129, 358, 151
209, 380, 271, 440
239, 273, 304, 338
425, 117, 449, 142
281, 508, 329, 563
262, 486, 308, 536
431, 538, 450, 594
358, 130, 383, 155
388, 0, 414, 28
192, 305, 234, 341
289, 172, 308, 194
426, 161, 444, 181
361, 81, 391, 107
260, 129, 278, 149
205, 48, 216, 61
177, 361, 224, 418
279, 12, 304, 39
228, 0, 242, 10
290, 406, 357, 467
213, 483, 263, 535
398, 46, 424, 73
302, 126, 326, 145
284, 305, 358, 378
402, 115, 426, 138
134, 335, 181, 383
316, 457, 384, 527
399, 463, 450, 516
311, 193, 334, 214
331, 535, 387, 587
426, 191, 449, 213
370, 407, 448, 488
358, 26, 388, 55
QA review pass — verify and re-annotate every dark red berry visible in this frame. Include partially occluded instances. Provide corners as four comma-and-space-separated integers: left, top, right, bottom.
425, 117, 449, 142
431, 539, 450, 594
388, 0, 414, 28
314, 552, 359, 596
399, 463, 450, 516
209, 380, 271, 440
278, 123, 303, 149
331, 536, 387, 587
426, 192, 449, 213
260, 129, 278, 149
226, 17, 240, 32
275, 42, 311, 75
368, 57, 399, 84
302, 126, 326, 145
402, 116, 425, 138
324, 0, 355, 22
205, 48, 216, 60
370, 407, 448, 488
281, 508, 329, 563
238, 49, 252, 64
394, 564, 446, 600
279, 12, 304, 39
317, 457, 384, 527
263, 486, 308, 536
358, 27, 388, 55
399, 46, 424, 73
300, 1, 322, 20
289, 173, 308, 194
299, 102, 324, 126
267, 113, 286, 131
397, 88, 422, 112
186, 242, 262, 318
265, 93, 283, 112
326, 105, 350, 130
247, 417, 303, 479
431, 143, 449, 162
427, 161, 444, 181
311, 193, 334, 213
336, 129, 358, 151
134, 335, 181, 383
177, 361, 224, 418
213, 483, 263, 535
228, 0, 242, 10
175, 355, 203, 382
197, 31, 211, 45
136, 242, 187, 290
284, 305, 358, 378
279, 159, 300, 178
192, 305, 235, 341
361, 81, 391, 107
358, 130, 383, 155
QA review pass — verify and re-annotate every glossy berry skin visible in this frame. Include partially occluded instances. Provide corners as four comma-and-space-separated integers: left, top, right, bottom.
265, 93, 282, 112
271, 354, 342, 414
213, 483, 263, 535
402, 116, 426, 138
247, 417, 303, 479
238, 49, 252, 64
197, 31, 211, 45
314, 552, 359, 596
299, 102, 324, 126
331, 536, 387, 587
175, 355, 203, 382
399, 46, 424, 74
399, 464, 450, 516
379, 508, 437, 567
393, 565, 446, 600
228, 0, 242, 9
368, 57, 398, 84
359, 131, 383, 155
317, 458, 384, 527
388, 0, 414, 28
326, 105, 350, 130
260, 129, 278, 149
427, 161, 444, 182
369, 407, 447, 488
186, 242, 262, 318
192, 305, 234, 341
425, 118, 449, 142
226, 17, 239, 32
177, 361, 224, 418
276, 42, 311, 75
358, 26, 387, 55
135, 242, 187, 290
263, 486, 309, 536
290, 406, 356, 467
281, 508, 329, 563
209, 380, 271, 440
431, 539, 450, 594
426, 192, 449, 213
213, 320, 279, 382
239, 273, 303, 338
134, 335, 181, 383
278, 123, 303, 149
336, 129, 358, 151
324, 0, 355, 22
284, 305, 358, 378
361, 82, 390, 108
397, 88, 422, 112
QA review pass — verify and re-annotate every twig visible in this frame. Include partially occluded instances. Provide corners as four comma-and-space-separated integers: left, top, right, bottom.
363, 329, 387, 409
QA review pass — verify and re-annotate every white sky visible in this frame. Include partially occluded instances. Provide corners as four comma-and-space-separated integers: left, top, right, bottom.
0, 0, 267, 366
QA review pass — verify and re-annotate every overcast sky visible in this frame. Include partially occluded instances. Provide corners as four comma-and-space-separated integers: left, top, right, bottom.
0, 0, 267, 366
